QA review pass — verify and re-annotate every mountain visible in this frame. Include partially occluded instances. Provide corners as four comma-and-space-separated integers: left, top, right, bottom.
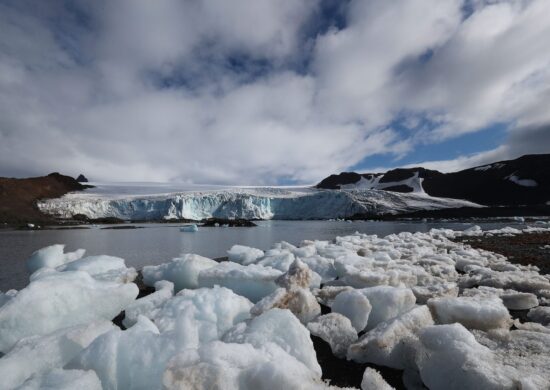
316, 154, 550, 206
0, 173, 90, 224
76, 174, 89, 183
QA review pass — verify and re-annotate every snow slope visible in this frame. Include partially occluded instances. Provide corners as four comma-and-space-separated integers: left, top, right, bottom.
37, 183, 479, 220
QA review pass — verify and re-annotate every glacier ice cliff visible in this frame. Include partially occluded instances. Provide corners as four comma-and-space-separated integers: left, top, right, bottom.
37, 185, 480, 221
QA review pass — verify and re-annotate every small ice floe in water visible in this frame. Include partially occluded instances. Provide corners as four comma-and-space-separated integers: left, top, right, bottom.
179, 224, 198, 232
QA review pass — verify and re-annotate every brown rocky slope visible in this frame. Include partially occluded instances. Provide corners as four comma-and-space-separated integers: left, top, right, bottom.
0, 173, 90, 225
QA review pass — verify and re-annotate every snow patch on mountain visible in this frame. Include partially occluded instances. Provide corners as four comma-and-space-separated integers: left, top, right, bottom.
338, 171, 426, 193
506, 174, 537, 187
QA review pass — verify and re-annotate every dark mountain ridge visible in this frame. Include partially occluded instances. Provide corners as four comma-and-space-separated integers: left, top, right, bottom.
317, 154, 550, 206
0, 173, 91, 224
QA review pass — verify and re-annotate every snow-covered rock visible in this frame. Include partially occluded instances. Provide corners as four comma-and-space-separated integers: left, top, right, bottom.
198, 262, 282, 302
331, 290, 372, 332
0, 271, 137, 352
307, 313, 358, 358
428, 296, 511, 331
26, 245, 85, 274
142, 254, 218, 291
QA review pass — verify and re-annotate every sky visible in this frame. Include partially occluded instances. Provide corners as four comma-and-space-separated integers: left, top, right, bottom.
1, 0, 549, 185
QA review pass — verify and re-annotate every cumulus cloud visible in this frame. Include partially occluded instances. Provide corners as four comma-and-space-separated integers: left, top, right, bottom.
0, 0, 549, 183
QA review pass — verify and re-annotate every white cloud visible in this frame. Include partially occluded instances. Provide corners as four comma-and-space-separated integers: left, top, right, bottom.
0, 0, 549, 184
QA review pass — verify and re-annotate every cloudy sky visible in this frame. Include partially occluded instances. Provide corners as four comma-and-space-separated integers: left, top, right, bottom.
1, 0, 549, 184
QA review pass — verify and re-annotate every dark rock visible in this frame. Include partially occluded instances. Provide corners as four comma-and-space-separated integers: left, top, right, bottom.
0, 173, 90, 224
311, 335, 405, 389
134, 270, 155, 299
201, 218, 257, 227
453, 231, 550, 274
378, 167, 443, 183
76, 174, 89, 183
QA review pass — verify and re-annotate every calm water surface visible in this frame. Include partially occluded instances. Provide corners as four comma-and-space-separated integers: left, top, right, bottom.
0, 220, 524, 291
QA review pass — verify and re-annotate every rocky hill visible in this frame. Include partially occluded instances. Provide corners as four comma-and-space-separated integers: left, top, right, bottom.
0, 173, 90, 224
317, 154, 550, 206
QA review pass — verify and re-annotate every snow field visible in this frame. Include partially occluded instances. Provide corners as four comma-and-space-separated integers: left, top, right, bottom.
0, 224, 549, 389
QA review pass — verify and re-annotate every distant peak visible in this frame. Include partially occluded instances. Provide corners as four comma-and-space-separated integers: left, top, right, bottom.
76, 174, 89, 183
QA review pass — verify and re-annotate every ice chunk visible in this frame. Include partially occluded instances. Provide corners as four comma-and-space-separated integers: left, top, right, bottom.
332, 290, 372, 332
198, 262, 282, 302
16, 369, 102, 390
428, 296, 511, 331
57, 255, 137, 284
122, 281, 174, 328
307, 313, 358, 358
26, 244, 85, 273
527, 306, 550, 325
361, 286, 416, 330
142, 254, 218, 291
473, 328, 550, 388
415, 324, 514, 389
223, 308, 322, 376
312, 286, 353, 307
462, 286, 539, 311
412, 283, 458, 304
291, 244, 317, 258
0, 271, 138, 352
0, 289, 17, 308
71, 316, 177, 390
180, 224, 198, 232
257, 252, 295, 272
0, 321, 112, 388
275, 258, 313, 289
348, 305, 434, 369
361, 367, 395, 390
227, 245, 264, 265
152, 286, 252, 348
251, 287, 321, 324
300, 255, 337, 283
163, 341, 323, 390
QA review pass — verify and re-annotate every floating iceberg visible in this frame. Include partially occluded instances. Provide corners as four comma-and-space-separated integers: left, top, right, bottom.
180, 224, 198, 232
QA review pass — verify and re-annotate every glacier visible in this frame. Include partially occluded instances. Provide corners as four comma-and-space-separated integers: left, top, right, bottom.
37, 184, 479, 221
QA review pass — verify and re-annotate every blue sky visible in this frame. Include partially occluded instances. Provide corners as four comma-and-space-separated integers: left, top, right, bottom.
0, 0, 549, 184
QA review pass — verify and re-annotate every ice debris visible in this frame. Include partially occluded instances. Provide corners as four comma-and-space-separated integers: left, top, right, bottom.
3, 224, 550, 389
142, 253, 218, 291
0, 271, 137, 352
